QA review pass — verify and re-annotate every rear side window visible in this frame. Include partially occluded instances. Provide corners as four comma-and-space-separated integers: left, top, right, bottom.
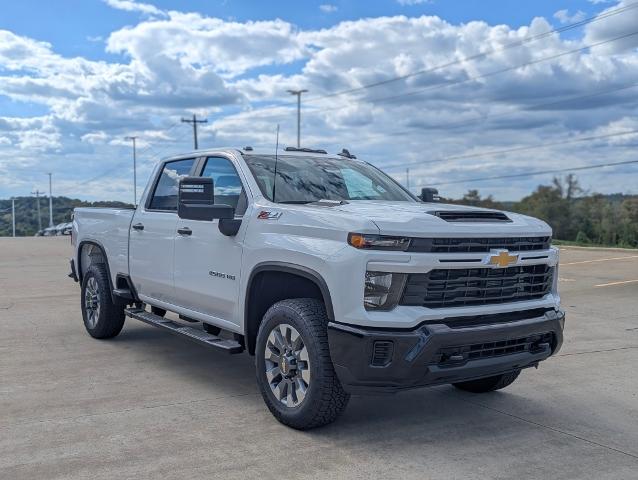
148, 158, 196, 211
201, 156, 247, 215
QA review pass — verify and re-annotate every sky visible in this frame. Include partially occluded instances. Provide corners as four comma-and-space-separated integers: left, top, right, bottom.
1, 0, 638, 202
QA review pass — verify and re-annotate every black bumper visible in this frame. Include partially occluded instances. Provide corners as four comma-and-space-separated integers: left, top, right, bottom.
328, 309, 565, 394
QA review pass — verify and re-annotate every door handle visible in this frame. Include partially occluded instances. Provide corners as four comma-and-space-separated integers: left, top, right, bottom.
132, 223, 144, 231
177, 227, 192, 236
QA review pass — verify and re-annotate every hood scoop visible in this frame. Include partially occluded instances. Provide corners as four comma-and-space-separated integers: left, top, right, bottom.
428, 210, 512, 223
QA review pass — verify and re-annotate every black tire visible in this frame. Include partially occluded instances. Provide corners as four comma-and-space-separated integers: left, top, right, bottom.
453, 370, 521, 393
255, 298, 350, 430
203, 323, 221, 336
151, 306, 166, 317
81, 264, 125, 339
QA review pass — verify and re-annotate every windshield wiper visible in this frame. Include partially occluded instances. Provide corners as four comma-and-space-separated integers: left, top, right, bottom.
277, 200, 315, 204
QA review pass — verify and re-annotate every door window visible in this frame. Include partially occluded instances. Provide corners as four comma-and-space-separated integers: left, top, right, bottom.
201, 157, 247, 215
148, 158, 196, 211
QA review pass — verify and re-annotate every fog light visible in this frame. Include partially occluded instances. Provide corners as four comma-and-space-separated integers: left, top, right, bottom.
364, 271, 406, 310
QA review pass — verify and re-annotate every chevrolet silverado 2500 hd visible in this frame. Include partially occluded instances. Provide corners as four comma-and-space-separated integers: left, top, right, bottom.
70, 147, 564, 429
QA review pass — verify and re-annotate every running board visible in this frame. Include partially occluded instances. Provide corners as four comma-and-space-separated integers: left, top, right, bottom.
125, 308, 244, 354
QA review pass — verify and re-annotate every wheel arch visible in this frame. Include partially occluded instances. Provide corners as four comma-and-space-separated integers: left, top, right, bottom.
77, 240, 118, 304
244, 262, 335, 355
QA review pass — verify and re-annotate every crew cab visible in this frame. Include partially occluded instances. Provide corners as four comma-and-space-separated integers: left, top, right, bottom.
70, 147, 564, 429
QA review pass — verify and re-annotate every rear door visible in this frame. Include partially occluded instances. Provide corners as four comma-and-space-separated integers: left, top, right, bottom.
173, 155, 248, 327
129, 157, 197, 305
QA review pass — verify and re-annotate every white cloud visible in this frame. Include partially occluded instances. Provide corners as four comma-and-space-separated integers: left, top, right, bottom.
103, 0, 166, 17
553, 9, 587, 24
320, 4, 338, 13
584, 0, 638, 54
2, 5, 638, 200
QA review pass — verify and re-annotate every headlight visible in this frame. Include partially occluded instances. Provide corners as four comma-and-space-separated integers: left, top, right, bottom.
364, 271, 407, 311
348, 233, 410, 251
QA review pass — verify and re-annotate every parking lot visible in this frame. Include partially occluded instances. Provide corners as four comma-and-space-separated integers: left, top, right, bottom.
1, 237, 637, 479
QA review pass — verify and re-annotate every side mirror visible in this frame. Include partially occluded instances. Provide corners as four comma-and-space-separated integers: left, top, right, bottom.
178, 176, 235, 221
419, 187, 440, 203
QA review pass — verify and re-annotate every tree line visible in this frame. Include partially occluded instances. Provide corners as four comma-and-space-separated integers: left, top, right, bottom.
1, 175, 637, 247
0, 196, 132, 236
448, 175, 638, 248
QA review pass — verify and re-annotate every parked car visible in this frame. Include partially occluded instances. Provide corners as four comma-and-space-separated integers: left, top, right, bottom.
70, 147, 564, 429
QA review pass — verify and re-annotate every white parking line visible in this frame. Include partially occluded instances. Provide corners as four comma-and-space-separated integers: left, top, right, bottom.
562, 255, 638, 266
594, 279, 638, 288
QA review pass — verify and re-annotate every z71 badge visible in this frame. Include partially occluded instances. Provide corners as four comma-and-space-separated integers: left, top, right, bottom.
257, 210, 282, 220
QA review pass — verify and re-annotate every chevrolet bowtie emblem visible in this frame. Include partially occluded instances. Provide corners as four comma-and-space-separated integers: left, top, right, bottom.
488, 250, 519, 268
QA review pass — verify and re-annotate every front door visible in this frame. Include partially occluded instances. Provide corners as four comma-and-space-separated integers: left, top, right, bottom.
173, 156, 247, 328
129, 157, 196, 305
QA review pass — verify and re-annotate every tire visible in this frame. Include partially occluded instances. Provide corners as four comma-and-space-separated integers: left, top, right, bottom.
203, 323, 221, 336
255, 298, 350, 430
81, 264, 125, 339
453, 370, 521, 393
151, 306, 166, 317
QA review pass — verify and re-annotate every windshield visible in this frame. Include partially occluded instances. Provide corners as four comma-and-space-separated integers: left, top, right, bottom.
243, 155, 415, 203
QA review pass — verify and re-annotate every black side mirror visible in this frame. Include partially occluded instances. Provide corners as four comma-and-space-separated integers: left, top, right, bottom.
420, 187, 440, 203
178, 176, 234, 221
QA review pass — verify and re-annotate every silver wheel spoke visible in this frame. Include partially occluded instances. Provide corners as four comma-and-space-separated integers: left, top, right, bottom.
264, 323, 310, 408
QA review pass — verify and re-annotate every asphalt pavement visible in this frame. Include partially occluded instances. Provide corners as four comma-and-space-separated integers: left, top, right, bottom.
1, 237, 637, 479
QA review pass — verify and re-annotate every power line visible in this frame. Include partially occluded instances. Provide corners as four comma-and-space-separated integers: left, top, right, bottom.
377, 81, 638, 137
307, 29, 638, 118
303, 1, 638, 103
217, 1, 638, 120
426, 159, 638, 186
383, 128, 638, 171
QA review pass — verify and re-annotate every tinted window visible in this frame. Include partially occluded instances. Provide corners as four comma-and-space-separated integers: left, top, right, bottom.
243, 155, 414, 204
201, 156, 247, 215
149, 158, 195, 210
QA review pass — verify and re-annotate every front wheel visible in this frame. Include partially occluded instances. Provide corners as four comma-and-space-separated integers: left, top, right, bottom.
255, 298, 350, 430
81, 264, 125, 339
453, 370, 521, 393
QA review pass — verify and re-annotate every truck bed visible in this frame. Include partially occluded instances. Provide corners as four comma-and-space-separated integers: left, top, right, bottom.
73, 207, 135, 284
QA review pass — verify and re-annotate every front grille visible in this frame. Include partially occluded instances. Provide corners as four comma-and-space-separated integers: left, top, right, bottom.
433, 332, 554, 366
407, 236, 551, 253
401, 265, 553, 308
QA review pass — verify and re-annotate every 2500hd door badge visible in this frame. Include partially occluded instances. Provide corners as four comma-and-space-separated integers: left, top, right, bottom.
209, 270, 236, 281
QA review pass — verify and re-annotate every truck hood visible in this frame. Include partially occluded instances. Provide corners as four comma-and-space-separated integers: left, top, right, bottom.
324, 201, 551, 237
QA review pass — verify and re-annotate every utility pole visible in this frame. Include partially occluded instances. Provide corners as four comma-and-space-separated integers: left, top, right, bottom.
32, 190, 44, 231
125, 136, 138, 205
287, 89, 308, 148
406, 168, 410, 191
11, 198, 16, 237
47, 173, 53, 227
181, 114, 208, 150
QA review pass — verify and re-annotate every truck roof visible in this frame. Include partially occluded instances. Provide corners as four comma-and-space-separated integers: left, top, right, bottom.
162, 147, 356, 163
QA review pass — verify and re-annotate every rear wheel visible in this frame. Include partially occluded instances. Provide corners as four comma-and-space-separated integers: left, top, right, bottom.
81, 264, 125, 339
255, 298, 350, 430
453, 370, 521, 393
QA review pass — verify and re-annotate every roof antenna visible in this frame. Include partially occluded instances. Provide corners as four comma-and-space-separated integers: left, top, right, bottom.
272, 124, 280, 203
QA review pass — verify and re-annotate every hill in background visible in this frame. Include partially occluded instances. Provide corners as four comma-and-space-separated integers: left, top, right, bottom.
0, 196, 133, 236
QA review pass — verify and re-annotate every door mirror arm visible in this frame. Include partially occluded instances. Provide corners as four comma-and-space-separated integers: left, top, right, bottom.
218, 218, 242, 236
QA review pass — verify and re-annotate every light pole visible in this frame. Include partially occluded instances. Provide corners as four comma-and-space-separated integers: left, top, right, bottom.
11, 198, 16, 237
47, 173, 53, 227
125, 136, 138, 205
32, 189, 43, 231
287, 89, 308, 148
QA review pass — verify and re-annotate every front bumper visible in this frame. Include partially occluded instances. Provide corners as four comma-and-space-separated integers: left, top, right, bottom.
328, 308, 565, 394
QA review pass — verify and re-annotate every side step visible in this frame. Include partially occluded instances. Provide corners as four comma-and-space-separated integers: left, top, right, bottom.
125, 308, 244, 354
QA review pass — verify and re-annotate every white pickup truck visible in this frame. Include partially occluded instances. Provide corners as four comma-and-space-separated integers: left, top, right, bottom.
70, 146, 564, 429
